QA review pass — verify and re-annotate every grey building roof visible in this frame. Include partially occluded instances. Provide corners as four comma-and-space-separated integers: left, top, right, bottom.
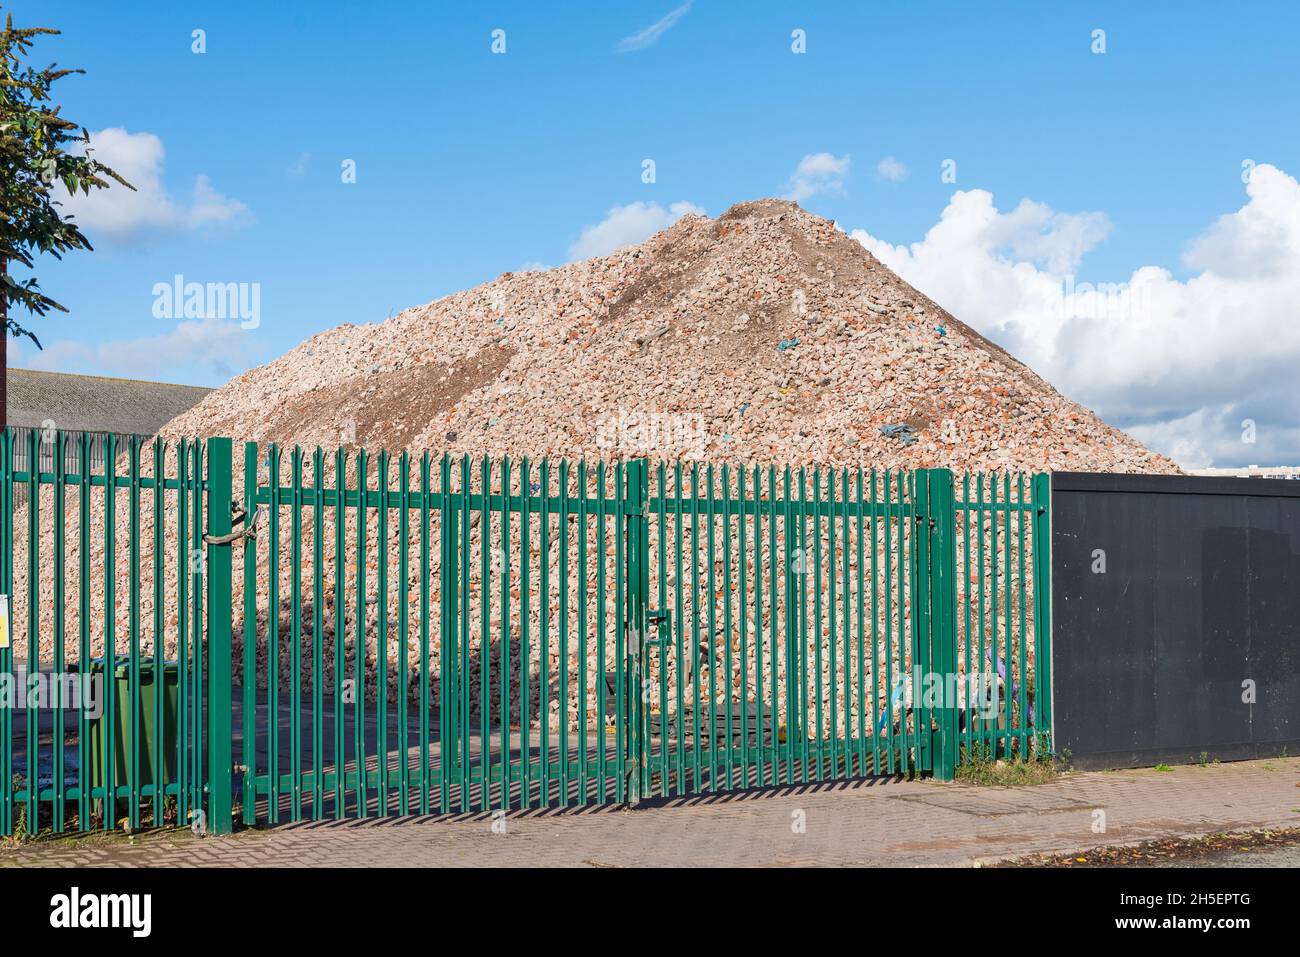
6, 368, 212, 436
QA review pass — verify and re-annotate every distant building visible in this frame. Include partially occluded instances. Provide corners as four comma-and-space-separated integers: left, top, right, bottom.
1187, 466, 1300, 480
5, 368, 212, 482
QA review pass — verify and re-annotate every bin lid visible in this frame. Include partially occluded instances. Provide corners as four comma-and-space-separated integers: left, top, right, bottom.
85, 658, 180, 679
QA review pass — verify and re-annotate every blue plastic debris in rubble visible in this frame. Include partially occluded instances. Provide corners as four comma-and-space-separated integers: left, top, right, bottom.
879, 423, 919, 445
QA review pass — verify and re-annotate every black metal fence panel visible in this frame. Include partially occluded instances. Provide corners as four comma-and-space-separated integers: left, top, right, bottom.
1051, 471, 1300, 769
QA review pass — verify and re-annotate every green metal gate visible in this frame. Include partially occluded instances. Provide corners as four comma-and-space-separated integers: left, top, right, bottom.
1, 431, 1051, 837
0, 431, 233, 838
237, 448, 652, 821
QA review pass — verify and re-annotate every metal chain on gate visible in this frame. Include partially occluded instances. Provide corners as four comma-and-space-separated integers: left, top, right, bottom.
201, 500, 264, 545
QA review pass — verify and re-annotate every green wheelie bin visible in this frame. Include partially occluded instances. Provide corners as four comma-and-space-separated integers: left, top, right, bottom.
86, 659, 179, 820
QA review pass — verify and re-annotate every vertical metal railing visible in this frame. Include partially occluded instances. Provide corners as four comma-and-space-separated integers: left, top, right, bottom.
0, 431, 11, 837
953, 471, 1051, 763
237, 448, 644, 820
0, 428, 213, 838
636, 464, 925, 795
1, 436, 1052, 836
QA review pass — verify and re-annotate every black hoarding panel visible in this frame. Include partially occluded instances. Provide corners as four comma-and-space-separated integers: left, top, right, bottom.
1051, 472, 1300, 769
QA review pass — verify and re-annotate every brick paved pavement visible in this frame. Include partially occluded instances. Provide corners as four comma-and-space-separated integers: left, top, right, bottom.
3, 758, 1298, 867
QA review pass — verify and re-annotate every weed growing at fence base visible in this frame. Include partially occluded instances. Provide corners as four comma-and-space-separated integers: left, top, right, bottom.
9, 776, 28, 843
954, 745, 1060, 786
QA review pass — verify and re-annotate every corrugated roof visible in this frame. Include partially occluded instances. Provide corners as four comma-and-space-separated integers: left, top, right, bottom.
6, 368, 213, 436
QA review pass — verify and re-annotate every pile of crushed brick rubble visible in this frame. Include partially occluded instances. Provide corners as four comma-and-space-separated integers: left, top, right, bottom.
22, 200, 1176, 732
165, 199, 1176, 474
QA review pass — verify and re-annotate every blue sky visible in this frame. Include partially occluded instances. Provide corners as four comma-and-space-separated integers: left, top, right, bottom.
9, 1, 1300, 465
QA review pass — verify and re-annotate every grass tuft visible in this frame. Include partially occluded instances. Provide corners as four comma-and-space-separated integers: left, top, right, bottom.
954, 744, 1061, 786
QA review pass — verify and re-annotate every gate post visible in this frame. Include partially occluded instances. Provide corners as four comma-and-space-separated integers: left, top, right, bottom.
928, 469, 959, 782
1030, 473, 1052, 751
911, 471, 930, 774
241, 441, 258, 826
625, 458, 650, 803
206, 437, 235, 834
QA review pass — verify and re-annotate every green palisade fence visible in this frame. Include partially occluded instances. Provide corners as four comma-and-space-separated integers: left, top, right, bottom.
0, 430, 221, 837
952, 471, 1053, 768
0, 429, 1051, 834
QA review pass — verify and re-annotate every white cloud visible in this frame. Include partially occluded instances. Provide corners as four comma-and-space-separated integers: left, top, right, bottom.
616, 1, 693, 52
287, 152, 311, 178
849, 164, 1300, 467
568, 200, 704, 261
986, 199, 1112, 274
785, 153, 851, 202
1182, 166, 1296, 280
1122, 407, 1224, 471
60, 128, 250, 242
10, 316, 256, 386
186, 174, 247, 229
877, 156, 909, 182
